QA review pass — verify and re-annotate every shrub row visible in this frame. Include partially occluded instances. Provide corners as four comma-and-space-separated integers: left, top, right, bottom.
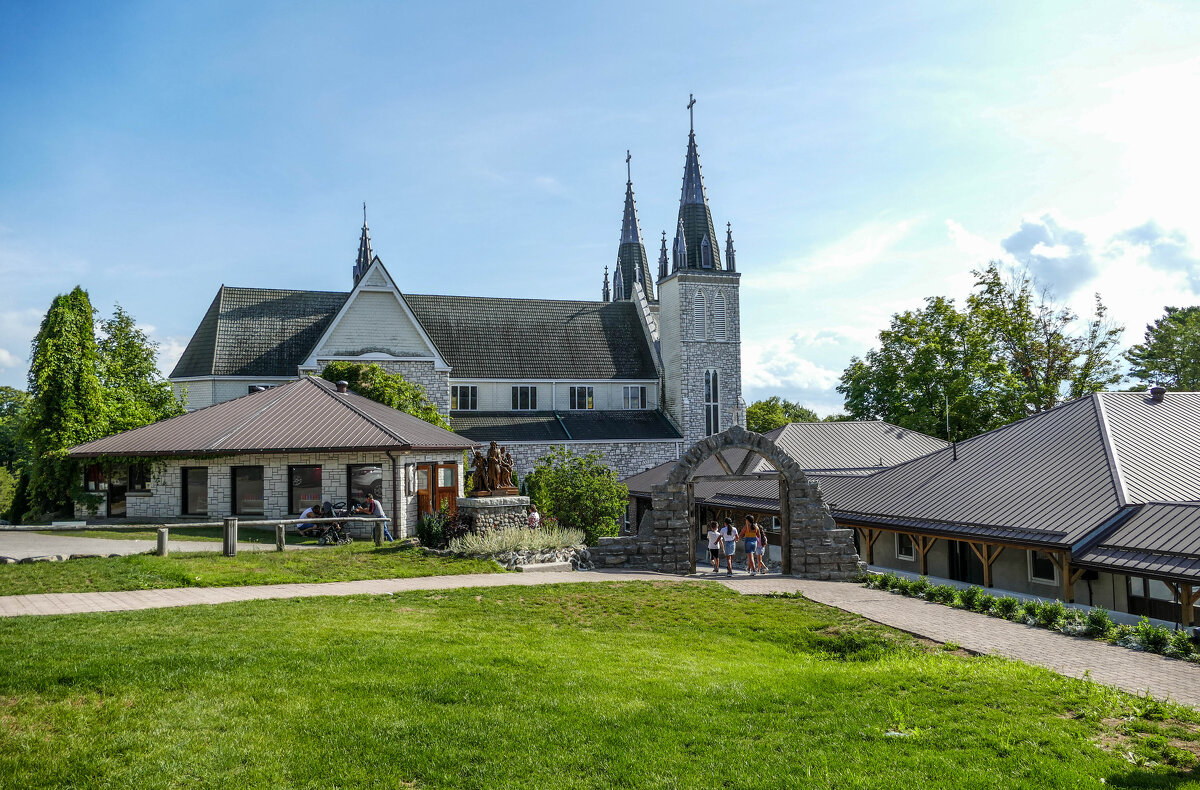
863, 571, 1199, 662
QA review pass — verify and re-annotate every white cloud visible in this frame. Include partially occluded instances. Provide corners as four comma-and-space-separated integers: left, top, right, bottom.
746, 218, 917, 291
153, 335, 189, 378
0, 348, 19, 369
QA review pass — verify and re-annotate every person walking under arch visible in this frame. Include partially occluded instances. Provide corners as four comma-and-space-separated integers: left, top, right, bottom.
719, 517, 738, 576
706, 522, 722, 573
739, 515, 760, 576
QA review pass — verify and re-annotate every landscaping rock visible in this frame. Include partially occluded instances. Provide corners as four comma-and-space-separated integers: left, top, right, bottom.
69, 554, 103, 560
20, 554, 65, 564
0, 556, 17, 564
515, 561, 573, 573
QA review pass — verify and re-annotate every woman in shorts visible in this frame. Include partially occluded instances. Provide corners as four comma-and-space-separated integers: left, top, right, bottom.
754, 521, 769, 573
739, 515, 760, 575
720, 517, 738, 576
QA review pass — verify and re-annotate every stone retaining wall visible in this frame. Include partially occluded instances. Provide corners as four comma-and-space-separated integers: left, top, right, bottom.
456, 495, 530, 531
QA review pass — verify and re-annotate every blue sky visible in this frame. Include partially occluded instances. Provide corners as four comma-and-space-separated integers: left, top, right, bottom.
2, 1, 1199, 413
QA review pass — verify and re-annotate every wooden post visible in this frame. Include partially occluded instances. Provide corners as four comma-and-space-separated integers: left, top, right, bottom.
1048, 552, 1083, 603
915, 534, 936, 576
967, 542, 1004, 588
1181, 584, 1199, 629
223, 517, 238, 557
275, 524, 286, 552
373, 521, 384, 547
156, 527, 169, 557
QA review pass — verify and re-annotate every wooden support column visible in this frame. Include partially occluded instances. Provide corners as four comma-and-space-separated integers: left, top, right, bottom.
1047, 552, 1083, 603
856, 527, 881, 565
967, 542, 1005, 588
914, 534, 937, 576
1175, 584, 1200, 629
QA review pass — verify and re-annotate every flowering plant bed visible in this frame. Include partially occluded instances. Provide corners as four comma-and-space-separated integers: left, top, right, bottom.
863, 571, 1200, 663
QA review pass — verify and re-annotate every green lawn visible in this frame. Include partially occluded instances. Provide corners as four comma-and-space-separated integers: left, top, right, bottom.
0, 543, 500, 596
35, 526, 318, 544
1, 581, 1198, 789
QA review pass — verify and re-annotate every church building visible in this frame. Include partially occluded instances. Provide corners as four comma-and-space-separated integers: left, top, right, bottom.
168, 105, 743, 479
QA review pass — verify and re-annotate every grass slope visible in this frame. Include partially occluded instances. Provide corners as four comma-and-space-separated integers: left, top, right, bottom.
0, 543, 500, 596
1, 581, 1198, 789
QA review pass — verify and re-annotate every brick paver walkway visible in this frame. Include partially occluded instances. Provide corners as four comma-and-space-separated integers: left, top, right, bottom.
3, 569, 1198, 707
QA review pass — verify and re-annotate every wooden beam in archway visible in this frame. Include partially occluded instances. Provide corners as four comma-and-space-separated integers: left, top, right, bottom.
966, 542, 1005, 588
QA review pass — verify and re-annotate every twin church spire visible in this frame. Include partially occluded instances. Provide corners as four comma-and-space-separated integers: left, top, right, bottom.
606, 94, 734, 302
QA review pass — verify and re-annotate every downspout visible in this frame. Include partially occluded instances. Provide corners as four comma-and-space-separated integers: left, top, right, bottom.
386, 450, 401, 538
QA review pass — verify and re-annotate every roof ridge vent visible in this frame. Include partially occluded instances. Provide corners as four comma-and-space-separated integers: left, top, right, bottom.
1149, 385, 1167, 403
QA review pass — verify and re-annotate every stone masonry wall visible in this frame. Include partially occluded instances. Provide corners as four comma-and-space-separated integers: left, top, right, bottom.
504, 441, 682, 482
372, 360, 452, 417
456, 496, 531, 531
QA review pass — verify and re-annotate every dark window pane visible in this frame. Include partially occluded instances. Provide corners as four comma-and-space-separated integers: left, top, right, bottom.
530, 387, 536, 409
232, 466, 264, 516
129, 465, 149, 492
289, 465, 322, 513
348, 464, 383, 508
183, 467, 208, 516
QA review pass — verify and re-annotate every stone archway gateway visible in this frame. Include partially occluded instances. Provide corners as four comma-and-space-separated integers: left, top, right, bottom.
648, 425, 863, 577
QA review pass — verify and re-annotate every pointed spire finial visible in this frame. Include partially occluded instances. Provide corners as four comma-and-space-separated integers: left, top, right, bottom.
603, 265, 611, 302
725, 221, 736, 272
363, 201, 367, 226
688, 93, 695, 132
626, 149, 631, 183
353, 204, 374, 286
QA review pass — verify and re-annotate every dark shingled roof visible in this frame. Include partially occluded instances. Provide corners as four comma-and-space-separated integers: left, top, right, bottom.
171, 287, 349, 378
68, 377, 475, 457
405, 295, 657, 379
171, 286, 658, 381
451, 410, 681, 444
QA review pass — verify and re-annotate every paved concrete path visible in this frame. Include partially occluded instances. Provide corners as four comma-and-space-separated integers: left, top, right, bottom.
0, 531, 293, 560
3, 568, 1198, 707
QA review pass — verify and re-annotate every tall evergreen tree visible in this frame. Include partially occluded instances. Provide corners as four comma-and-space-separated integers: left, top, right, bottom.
1124, 306, 1200, 390
22, 287, 107, 515
98, 305, 185, 432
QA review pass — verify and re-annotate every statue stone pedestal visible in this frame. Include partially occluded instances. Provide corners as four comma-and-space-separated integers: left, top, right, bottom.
457, 495, 531, 531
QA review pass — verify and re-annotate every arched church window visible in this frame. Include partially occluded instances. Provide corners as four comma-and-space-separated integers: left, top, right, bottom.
693, 291, 706, 340
712, 291, 726, 340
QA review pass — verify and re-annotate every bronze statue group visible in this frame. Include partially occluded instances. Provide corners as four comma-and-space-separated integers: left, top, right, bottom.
470, 441, 517, 495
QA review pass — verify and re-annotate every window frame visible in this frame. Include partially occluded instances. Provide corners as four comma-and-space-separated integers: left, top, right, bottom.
347, 463, 384, 510
568, 385, 594, 410
896, 533, 915, 561
511, 385, 538, 411
128, 464, 149, 493
451, 385, 478, 411
1028, 550, 1059, 585
231, 465, 265, 517
623, 385, 648, 410
181, 467, 208, 516
703, 368, 720, 436
288, 464, 322, 515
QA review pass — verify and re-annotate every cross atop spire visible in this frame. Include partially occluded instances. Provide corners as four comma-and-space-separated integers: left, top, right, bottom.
675, 95, 721, 270
352, 203, 374, 286
613, 151, 654, 300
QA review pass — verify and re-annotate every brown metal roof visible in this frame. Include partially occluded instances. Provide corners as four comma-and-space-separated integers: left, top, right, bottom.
67, 377, 476, 458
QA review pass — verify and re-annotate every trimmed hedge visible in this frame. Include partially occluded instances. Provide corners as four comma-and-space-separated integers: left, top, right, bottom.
862, 571, 1199, 663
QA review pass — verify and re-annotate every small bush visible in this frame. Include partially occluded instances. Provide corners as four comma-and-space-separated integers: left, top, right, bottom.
957, 585, 983, 610
908, 576, 932, 598
448, 525, 586, 557
1020, 600, 1042, 623
927, 585, 957, 605
1036, 600, 1067, 629
873, 573, 898, 591
973, 593, 996, 614
994, 596, 1021, 619
1135, 618, 1172, 654
1085, 607, 1115, 638
1168, 629, 1195, 659
892, 578, 913, 596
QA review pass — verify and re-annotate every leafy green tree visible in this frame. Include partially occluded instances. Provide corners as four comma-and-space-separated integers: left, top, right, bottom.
0, 466, 16, 519
21, 287, 108, 516
968, 263, 1123, 411
746, 396, 820, 433
838, 296, 1018, 440
319, 361, 449, 430
523, 447, 627, 545
1124, 306, 1200, 390
0, 386, 30, 471
98, 305, 185, 433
